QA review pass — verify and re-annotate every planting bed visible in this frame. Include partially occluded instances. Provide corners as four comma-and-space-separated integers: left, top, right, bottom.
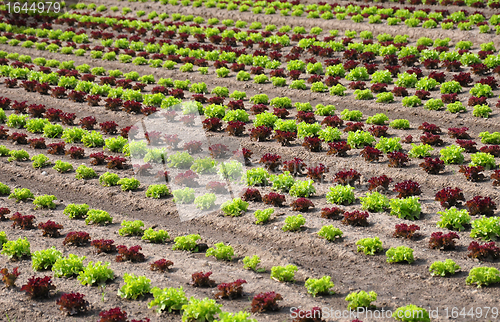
1, 0, 500, 321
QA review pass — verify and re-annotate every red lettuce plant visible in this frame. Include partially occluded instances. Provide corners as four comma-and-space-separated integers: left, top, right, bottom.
68, 90, 86, 102
471, 63, 489, 75
459, 165, 485, 182
104, 98, 122, 111
57, 292, 89, 315
0, 267, 20, 288
456, 139, 477, 152
306, 163, 329, 182
91, 239, 116, 254
273, 107, 289, 119
415, 90, 431, 100
28, 104, 46, 118
400, 55, 418, 67
143, 131, 163, 145
368, 125, 388, 137
0, 126, 9, 139
0, 208, 10, 221
250, 125, 273, 142
241, 148, 253, 165
120, 126, 133, 139
448, 127, 470, 139
123, 100, 142, 114
479, 76, 498, 89
302, 137, 322, 152
321, 115, 343, 128
191, 271, 216, 287
12, 100, 27, 114
226, 121, 246, 136
394, 180, 421, 198
107, 156, 127, 169
90, 152, 107, 165
296, 111, 316, 123
367, 175, 392, 191
206, 182, 227, 194
419, 122, 441, 134
241, 188, 262, 202
150, 259, 174, 272
468, 241, 500, 260
180, 115, 196, 126
429, 232, 459, 250
420, 133, 444, 146
47, 142, 66, 155
344, 122, 364, 133
391, 86, 408, 97
63, 231, 91, 246
334, 169, 361, 185
209, 144, 230, 159
419, 157, 445, 174
9, 132, 28, 144
164, 134, 181, 149
4, 78, 17, 88
327, 141, 351, 157
320, 207, 345, 219
325, 76, 341, 86
0, 97, 11, 109
66, 146, 85, 159
45, 108, 61, 122
116, 245, 146, 263
10, 212, 35, 230
227, 100, 244, 110
428, 71, 446, 83
453, 72, 473, 86
291, 198, 314, 211
283, 158, 307, 175
348, 81, 366, 90
251, 292, 283, 313
85, 95, 100, 106
441, 93, 458, 103
99, 307, 128, 322
387, 152, 410, 167
250, 104, 268, 115
174, 170, 199, 187
491, 170, 500, 186
393, 223, 420, 239
100, 121, 119, 134
183, 141, 202, 154
360, 146, 382, 162
342, 210, 369, 226
274, 130, 296, 146
79, 116, 97, 130
21, 276, 56, 298
202, 117, 223, 131
215, 279, 247, 299
370, 83, 387, 93
435, 187, 465, 208
263, 192, 286, 207
466, 196, 497, 216
423, 59, 440, 69
481, 145, 500, 157
38, 220, 63, 237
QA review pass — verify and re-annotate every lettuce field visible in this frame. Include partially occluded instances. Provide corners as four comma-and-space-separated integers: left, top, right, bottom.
1, 0, 500, 320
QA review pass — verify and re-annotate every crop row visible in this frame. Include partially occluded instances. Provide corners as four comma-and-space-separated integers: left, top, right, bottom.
2, 157, 500, 322
116, 0, 500, 32
3, 12, 500, 119
2, 48, 500, 192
